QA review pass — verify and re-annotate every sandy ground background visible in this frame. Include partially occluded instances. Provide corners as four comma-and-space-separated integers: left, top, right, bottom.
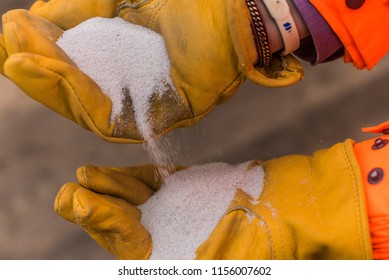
1, 1, 389, 259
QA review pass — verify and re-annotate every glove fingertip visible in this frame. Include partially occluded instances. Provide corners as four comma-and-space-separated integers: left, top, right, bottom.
72, 187, 111, 226
54, 182, 80, 223
72, 188, 94, 224
77, 165, 111, 195
3, 53, 38, 81
76, 165, 95, 187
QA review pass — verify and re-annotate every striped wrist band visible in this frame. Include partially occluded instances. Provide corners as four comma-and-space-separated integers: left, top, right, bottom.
262, 0, 300, 55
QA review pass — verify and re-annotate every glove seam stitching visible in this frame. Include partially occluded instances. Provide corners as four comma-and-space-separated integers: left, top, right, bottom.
54, 184, 69, 215
149, 0, 168, 29
217, 72, 245, 101
341, 142, 368, 259
226, 206, 276, 259
81, 167, 88, 187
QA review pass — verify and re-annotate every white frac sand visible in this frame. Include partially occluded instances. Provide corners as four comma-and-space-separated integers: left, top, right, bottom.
56, 17, 175, 140
57, 17, 181, 177
139, 162, 265, 260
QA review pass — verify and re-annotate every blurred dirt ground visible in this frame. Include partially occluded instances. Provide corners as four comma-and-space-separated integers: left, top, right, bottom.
1, 1, 389, 259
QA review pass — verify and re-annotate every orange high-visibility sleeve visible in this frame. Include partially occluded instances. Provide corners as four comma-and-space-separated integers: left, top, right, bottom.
309, 0, 389, 69
354, 128, 389, 259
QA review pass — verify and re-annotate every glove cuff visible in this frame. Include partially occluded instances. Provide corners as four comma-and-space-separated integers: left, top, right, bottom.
354, 123, 389, 260
226, 0, 303, 87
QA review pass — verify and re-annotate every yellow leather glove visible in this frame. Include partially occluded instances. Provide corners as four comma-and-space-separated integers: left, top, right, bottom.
55, 164, 165, 260
2, 0, 303, 143
117, 0, 303, 134
55, 141, 372, 260
196, 140, 373, 259
1, 8, 133, 143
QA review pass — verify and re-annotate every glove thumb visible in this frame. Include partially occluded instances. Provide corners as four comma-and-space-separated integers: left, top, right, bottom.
55, 183, 152, 259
